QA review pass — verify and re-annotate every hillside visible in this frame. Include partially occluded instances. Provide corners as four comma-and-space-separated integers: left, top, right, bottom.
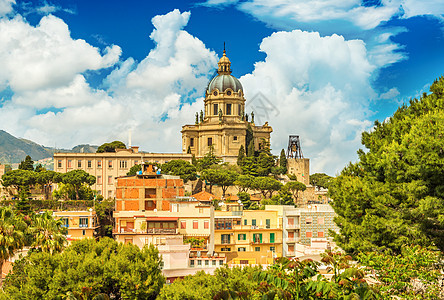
0, 130, 98, 164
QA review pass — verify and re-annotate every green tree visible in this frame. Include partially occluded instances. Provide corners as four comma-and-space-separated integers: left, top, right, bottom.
61, 170, 96, 200
237, 145, 245, 166
162, 160, 197, 183
279, 149, 287, 173
126, 164, 141, 176
95, 199, 115, 237
285, 181, 307, 202
0, 207, 26, 286
30, 211, 66, 254
246, 124, 254, 157
252, 177, 283, 199
257, 152, 275, 176
18, 155, 34, 171
271, 185, 294, 205
1, 169, 36, 196
310, 173, 333, 190
96, 141, 126, 153
330, 77, 444, 254
234, 174, 254, 193
201, 168, 238, 196
196, 146, 221, 171
239, 156, 259, 176
34, 164, 44, 172
35, 171, 62, 200
2, 238, 165, 299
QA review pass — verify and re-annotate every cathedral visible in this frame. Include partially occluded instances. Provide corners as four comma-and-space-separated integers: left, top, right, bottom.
181, 50, 272, 163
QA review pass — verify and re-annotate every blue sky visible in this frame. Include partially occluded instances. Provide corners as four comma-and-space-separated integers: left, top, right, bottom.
0, 0, 443, 175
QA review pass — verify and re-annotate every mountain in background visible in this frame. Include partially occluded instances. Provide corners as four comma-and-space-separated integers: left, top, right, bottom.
0, 130, 98, 164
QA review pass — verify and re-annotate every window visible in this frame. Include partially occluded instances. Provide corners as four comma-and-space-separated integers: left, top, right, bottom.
227, 90, 232, 96
145, 188, 156, 198
204, 220, 209, 229
197, 260, 202, 266
97, 176, 102, 185
270, 247, 275, 252
238, 247, 246, 252
317, 217, 325, 225
255, 247, 260, 252
233, 136, 238, 141
190, 260, 195, 267
205, 260, 209, 266
97, 160, 102, 168
238, 234, 246, 240
215, 219, 232, 230
208, 137, 213, 146
221, 248, 231, 252
213, 103, 218, 115
199, 208, 203, 213
108, 160, 112, 168
190, 138, 194, 147
306, 217, 313, 224
82, 230, 86, 236
288, 218, 294, 225
240, 260, 249, 264
180, 221, 186, 229
87, 160, 92, 168
266, 219, 271, 229
318, 231, 324, 238
67, 160, 72, 168
119, 160, 128, 169
134, 160, 138, 166
252, 219, 256, 226
79, 217, 88, 228
108, 176, 113, 185
219, 260, 224, 265
226, 103, 232, 115
270, 233, 275, 243
306, 231, 312, 238
253, 233, 262, 243
221, 234, 231, 244
57, 160, 62, 168
212, 260, 216, 266
61, 218, 69, 227
193, 220, 199, 229
244, 219, 247, 226
77, 160, 82, 168
145, 200, 155, 210
238, 104, 242, 116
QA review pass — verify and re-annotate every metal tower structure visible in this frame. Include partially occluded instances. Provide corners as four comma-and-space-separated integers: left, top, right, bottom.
286, 135, 303, 159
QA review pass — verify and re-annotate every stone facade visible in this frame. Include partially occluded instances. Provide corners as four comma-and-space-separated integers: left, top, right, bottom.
182, 50, 272, 163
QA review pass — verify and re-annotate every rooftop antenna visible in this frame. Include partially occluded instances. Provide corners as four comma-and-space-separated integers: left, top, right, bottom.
223, 41, 225, 53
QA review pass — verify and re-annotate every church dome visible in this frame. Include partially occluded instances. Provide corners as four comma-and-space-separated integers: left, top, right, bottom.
207, 49, 243, 93
208, 74, 243, 93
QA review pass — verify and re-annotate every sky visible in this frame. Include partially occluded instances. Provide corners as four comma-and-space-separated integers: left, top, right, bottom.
0, 0, 443, 175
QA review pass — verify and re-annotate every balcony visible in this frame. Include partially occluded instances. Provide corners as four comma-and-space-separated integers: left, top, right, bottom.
285, 238, 300, 243
79, 224, 89, 228
286, 224, 300, 230
147, 228, 178, 234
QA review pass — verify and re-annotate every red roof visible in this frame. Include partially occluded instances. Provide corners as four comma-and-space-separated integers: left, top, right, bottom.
191, 191, 217, 201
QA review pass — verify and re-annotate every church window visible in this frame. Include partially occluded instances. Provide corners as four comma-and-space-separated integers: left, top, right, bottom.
226, 104, 232, 115
227, 90, 232, 96
238, 104, 242, 116
213, 91, 218, 96
213, 104, 218, 115
233, 136, 238, 141
208, 138, 213, 146
190, 138, 194, 147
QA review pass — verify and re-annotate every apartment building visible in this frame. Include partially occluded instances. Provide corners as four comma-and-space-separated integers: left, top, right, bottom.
214, 204, 283, 265
53, 210, 99, 241
54, 147, 192, 199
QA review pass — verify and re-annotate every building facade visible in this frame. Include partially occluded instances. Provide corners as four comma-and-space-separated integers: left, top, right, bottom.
53, 210, 98, 241
182, 50, 272, 163
54, 147, 192, 199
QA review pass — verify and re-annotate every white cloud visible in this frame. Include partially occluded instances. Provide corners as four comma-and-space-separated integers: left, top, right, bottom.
0, 0, 14, 17
401, 0, 444, 19
0, 9, 217, 154
379, 87, 400, 100
0, 15, 121, 92
240, 30, 377, 174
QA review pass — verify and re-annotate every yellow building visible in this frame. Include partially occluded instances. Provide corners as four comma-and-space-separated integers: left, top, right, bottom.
214, 204, 283, 265
53, 210, 98, 241
54, 147, 192, 199
182, 50, 272, 163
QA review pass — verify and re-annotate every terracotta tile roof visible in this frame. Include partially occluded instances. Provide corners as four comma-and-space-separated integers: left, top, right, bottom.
191, 191, 217, 201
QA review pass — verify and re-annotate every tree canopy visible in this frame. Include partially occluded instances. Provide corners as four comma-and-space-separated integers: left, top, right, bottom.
162, 160, 197, 183
310, 173, 333, 190
60, 170, 96, 200
330, 77, 444, 254
2, 238, 164, 300
202, 167, 238, 196
18, 155, 34, 171
252, 177, 283, 199
96, 141, 126, 153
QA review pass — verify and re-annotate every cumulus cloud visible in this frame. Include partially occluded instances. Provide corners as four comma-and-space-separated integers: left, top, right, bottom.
0, 0, 14, 17
379, 87, 400, 100
240, 30, 377, 174
0, 9, 217, 154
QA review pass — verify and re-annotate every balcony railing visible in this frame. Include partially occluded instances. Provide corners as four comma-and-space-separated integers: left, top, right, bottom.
79, 224, 88, 228
147, 228, 177, 234
286, 224, 300, 229
286, 238, 300, 243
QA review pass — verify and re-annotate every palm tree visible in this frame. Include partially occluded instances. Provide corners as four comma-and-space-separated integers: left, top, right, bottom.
0, 207, 26, 286
31, 211, 67, 254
